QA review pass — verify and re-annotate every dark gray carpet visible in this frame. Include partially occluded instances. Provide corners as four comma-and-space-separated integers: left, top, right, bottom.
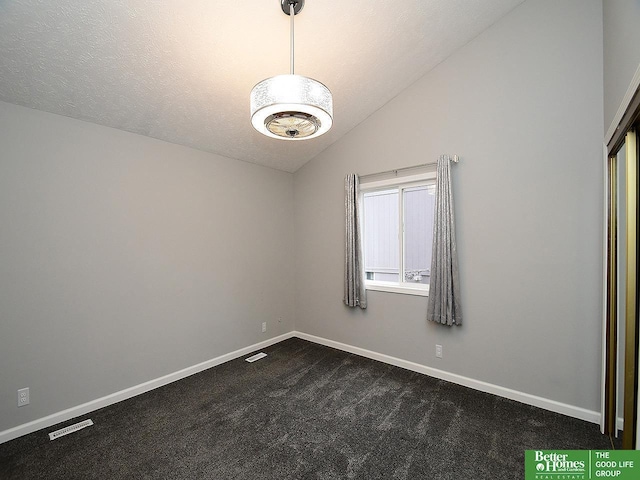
0, 338, 614, 479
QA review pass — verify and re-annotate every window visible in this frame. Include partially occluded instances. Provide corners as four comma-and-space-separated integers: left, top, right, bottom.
361, 172, 436, 296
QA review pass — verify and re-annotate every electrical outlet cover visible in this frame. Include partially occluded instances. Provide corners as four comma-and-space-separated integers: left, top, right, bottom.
17, 387, 29, 407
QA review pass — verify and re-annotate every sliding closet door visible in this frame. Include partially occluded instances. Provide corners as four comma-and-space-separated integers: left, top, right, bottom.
605, 152, 618, 437
617, 145, 626, 438
622, 130, 638, 450
605, 126, 639, 450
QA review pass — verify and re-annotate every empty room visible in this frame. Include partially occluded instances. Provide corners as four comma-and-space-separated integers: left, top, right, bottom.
1, 0, 640, 478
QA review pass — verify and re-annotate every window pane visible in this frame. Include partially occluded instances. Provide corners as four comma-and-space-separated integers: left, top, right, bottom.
363, 189, 399, 282
403, 185, 435, 285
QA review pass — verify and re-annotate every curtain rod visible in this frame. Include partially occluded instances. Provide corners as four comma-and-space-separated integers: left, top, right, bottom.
360, 155, 460, 180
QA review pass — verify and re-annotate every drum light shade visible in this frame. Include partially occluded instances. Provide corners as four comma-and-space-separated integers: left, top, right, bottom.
250, 74, 333, 140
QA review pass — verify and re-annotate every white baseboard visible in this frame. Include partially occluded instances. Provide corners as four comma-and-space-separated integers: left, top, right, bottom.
618, 416, 624, 432
0, 332, 294, 445
293, 331, 602, 425
1, 330, 603, 445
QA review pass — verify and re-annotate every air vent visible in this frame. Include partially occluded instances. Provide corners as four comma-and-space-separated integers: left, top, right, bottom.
48, 419, 94, 441
245, 352, 267, 363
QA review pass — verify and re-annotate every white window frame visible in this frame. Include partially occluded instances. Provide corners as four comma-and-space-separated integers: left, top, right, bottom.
360, 171, 436, 297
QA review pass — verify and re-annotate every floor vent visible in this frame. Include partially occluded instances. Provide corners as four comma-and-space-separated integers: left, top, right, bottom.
245, 352, 267, 363
49, 419, 94, 441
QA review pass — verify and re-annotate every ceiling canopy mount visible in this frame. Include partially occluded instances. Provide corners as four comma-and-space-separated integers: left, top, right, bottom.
280, 0, 304, 16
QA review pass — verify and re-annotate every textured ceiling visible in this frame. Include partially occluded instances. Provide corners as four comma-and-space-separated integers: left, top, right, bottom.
0, 0, 524, 172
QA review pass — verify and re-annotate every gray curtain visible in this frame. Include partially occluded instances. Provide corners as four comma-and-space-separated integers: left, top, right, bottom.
344, 174, 367, 309
427, 156, 462, 325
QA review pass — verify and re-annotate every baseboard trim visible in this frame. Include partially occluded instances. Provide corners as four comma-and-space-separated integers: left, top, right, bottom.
1, 330, 602, 444
0, 332, 294, 445
293, 331, 601, 425
618, 416, 624, 432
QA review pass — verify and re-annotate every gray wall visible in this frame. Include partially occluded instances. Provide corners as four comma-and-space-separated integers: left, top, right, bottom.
0, 101, 295, 432
294, 0, 604, 412
603, 0, 640, 132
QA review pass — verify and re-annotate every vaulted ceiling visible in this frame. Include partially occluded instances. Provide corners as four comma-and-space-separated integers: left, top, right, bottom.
0, 0, 524, 172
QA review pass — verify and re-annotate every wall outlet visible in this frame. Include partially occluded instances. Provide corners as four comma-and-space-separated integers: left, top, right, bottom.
18, 387, 29, 407
435, 345, 443, 359
262, 322, 267, 333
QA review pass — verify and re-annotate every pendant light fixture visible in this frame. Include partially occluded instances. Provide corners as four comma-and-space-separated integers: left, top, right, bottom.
250, 0, 333, 140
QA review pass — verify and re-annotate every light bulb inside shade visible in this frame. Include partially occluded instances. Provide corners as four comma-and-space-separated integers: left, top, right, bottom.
250, 74, 333, 140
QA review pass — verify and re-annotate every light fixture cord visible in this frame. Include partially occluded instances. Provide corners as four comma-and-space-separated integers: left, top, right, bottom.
290, 1, 295, 74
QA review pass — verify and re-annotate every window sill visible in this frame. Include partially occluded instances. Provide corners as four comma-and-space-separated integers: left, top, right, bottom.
365, 282, 429, 297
